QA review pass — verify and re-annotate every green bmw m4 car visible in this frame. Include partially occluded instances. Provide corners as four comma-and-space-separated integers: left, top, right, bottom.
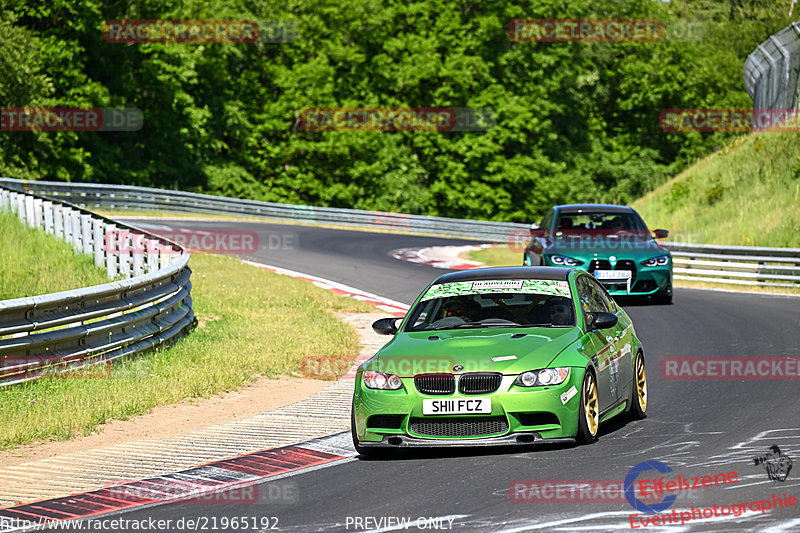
523, 204, 673, 304
351, 266, 648, 454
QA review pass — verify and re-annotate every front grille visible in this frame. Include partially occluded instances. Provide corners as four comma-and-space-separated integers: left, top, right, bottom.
615, 259, 637, 284
409, 416, 509, 437
414, 373, 455, 395
589, 259, 611, 273
458, 372, 502, 395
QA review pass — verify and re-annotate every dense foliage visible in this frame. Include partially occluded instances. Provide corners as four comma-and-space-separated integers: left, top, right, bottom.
0, 0, 793, 221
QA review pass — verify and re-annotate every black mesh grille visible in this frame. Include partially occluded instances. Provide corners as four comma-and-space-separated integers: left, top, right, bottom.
409, 416, 509, 437
589, 259, 611, 273
458, 372, 502, 395
414, 373, 455, 395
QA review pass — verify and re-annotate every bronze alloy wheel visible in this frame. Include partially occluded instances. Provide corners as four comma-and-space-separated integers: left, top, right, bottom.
584, 372, 599, 436
636, 353, 648, 413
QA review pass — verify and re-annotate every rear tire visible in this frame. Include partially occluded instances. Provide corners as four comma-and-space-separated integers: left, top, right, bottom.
576, 370, 599, 444
628, 351, 648, 420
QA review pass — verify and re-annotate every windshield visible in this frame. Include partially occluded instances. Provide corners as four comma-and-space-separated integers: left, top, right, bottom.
554, 211, 648, 233
404, 279, 575, 331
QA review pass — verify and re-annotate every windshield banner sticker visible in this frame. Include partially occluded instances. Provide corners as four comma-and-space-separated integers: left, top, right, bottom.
420, 280, 570, 301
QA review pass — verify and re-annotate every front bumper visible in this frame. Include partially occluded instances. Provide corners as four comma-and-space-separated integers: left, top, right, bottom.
353, 370, 584, 445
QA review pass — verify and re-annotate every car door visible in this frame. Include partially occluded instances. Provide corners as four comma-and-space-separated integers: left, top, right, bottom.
586, 277, 631, 406
576, 275, 616, 413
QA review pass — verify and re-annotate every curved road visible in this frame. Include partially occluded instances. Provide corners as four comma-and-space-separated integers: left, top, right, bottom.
62, 219, 800, 532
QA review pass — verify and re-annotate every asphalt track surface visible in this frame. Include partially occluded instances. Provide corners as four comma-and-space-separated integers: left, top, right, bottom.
52, 219, 800, 532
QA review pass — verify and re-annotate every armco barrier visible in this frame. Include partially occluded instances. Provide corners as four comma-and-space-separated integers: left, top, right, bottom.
666, 242, 800, 289
1, 178, 798, 289
0, 186, 195, 386
0, 178, 530, 243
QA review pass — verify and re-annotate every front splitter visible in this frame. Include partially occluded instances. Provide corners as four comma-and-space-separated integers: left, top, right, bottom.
359, 433, 576, 448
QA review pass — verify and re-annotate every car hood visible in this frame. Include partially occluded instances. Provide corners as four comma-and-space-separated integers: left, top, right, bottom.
364, 327, 581, 377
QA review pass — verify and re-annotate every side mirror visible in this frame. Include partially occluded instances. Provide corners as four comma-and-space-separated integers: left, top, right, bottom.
653, 229, 669, 239
587, 312, 618, 331
372, 317, 401, 335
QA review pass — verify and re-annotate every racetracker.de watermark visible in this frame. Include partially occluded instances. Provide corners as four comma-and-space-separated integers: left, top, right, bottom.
510, 479, 660, 503
509, 19, 664, 42
660, 108, 800, 132
660, 357, 800, 380
1, 108, 142, 131
104, 229, 275, 254
103, 479, 298, 505
1, 355, 111, 381
508, 228, 664, 254
298, 107, 496, 132
104, 19, 254, 43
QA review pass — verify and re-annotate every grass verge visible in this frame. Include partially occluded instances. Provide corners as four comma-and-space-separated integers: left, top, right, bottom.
0, 211, 110, 299
467, 244, 520, 267
0, 252, 373, 449
632, 132, 800, 247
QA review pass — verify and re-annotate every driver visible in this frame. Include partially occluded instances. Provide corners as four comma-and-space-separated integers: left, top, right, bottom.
544, 296, 574, 325
442, 298, 478, 321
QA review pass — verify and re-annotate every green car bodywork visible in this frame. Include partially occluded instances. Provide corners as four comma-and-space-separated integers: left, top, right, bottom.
351, 266, 648, 453
522, 204, 673, 303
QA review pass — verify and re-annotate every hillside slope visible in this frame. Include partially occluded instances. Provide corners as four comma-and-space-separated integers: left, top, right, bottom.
632, 132, 800, 247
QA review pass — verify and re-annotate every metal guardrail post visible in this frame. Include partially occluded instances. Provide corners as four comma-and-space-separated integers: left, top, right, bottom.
93, 219, 104, 268
53, 204, 63, 238
71, 210, 82, 253
104, 223, 118, 278
43, 201, 54, 234
25, 195, 34, 227
81, 214, 93, 255
33, 198, 43, 229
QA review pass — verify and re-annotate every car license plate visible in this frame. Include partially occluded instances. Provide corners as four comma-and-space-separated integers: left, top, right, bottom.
422, 398, 491, 415
594, 269, 632, 281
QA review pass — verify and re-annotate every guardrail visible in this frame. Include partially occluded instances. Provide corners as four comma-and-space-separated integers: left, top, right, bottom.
1, 178, 798, 289
0, 186, 195, 386
666, 242, 800, 289
0, 178, 530, 243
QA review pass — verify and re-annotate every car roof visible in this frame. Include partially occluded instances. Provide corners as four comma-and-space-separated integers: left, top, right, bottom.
554, 203, 634, 214
433, 266, 573, 284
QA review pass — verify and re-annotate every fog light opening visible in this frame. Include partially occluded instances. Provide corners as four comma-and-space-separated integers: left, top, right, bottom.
516, 434, 536, 444
387, 436, 403, 446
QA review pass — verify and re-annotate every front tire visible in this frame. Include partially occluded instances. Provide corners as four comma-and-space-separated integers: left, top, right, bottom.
576, 370, 599, 444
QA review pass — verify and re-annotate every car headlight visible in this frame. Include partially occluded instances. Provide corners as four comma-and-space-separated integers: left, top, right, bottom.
641, 255, 670, 267
363, 370, 403, 390
549, 255, 584, 266
515, 368, 570, 387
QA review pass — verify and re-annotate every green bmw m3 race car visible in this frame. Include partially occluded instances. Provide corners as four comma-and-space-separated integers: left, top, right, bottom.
351, 266, 648, 454
522, 204, 673, 303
